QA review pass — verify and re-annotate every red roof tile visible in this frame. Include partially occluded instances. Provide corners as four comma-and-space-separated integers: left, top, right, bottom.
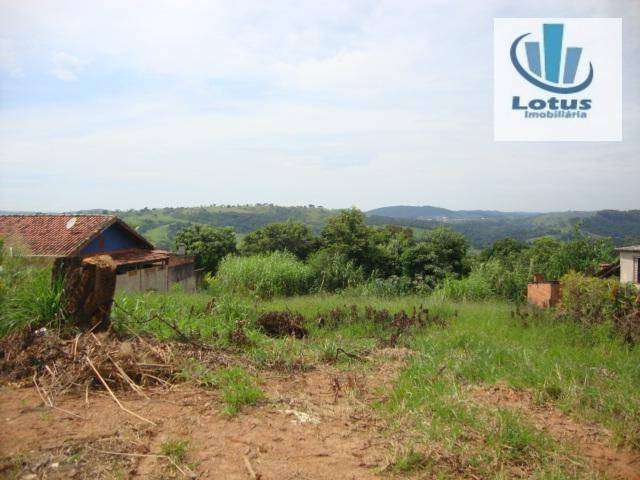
0, 214, 117, 256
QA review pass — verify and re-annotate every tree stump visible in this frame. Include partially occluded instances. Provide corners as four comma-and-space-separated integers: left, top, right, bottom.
53, 255, 116, 331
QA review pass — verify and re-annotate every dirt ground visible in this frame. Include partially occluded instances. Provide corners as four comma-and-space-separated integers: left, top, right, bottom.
0, 349, 408, 480
1, 348, 639, 480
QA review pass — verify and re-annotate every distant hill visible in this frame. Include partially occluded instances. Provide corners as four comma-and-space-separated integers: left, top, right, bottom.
366, 205, 538, 220
70, 204, 640, 250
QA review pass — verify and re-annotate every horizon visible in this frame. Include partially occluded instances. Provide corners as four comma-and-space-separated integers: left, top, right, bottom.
1, 202, 636, 216
1, 1, 639, 212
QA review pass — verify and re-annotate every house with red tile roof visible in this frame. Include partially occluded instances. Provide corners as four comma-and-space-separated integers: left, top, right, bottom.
0, 214, 195, 292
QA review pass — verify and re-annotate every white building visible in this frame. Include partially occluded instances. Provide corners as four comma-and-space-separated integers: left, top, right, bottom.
617, 245, 640, 286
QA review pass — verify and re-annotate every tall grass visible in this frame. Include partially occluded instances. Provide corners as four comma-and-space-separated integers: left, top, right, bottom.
212, 252, 314, 299
0, 267, 65, 335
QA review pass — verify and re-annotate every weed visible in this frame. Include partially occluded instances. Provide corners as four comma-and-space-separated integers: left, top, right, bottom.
175, 358, 217, 388
488, 410, 550, 465
389, 447, 429, 472
214, 366, 264, 414
160, 439, 189, 463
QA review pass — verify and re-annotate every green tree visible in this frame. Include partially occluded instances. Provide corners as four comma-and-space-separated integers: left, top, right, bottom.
482, 237, 528, 261
401, 226, 468, 284
239, 221, 319, 259
174, 225, 236, 273
372, 225, 415, 277
320, 208, 381, 273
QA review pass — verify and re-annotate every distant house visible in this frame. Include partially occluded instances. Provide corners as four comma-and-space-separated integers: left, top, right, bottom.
0, 214, 195, 292
617, 245, 640, 286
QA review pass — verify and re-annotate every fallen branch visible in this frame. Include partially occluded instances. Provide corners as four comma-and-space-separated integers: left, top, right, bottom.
108, 355, 149, 399
85, 356, 156, 426
33, 373, 84, 419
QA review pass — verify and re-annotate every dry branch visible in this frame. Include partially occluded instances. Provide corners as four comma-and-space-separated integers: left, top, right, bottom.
85, 356, 156, 426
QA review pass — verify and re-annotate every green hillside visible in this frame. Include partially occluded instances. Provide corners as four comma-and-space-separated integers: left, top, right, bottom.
77, 205, 640, 250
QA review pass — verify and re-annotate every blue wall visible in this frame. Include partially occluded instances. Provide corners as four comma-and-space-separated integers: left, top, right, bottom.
80, 223, 148, 255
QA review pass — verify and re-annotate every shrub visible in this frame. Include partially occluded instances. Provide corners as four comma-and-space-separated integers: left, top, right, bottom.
558, 272, 637, 328
213, 251, 314, 298
306, 249, 364, 292
401, 227, 468, 286
434, 259, 528, 302
434, 272, 493, 302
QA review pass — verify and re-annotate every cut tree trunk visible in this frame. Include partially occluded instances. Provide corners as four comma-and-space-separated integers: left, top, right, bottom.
53, 255, 116, 331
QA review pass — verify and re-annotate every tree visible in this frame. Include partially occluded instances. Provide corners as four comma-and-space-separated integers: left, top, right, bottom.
239, 221, 319, 259
372, 225, 415, 277
482, 237, 528, 261
174, 225, 236, 273
401, 226, 468, 284
320, 208, 381, 273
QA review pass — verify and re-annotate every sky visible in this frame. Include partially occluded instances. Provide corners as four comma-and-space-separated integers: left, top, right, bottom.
0, 0, 638, 213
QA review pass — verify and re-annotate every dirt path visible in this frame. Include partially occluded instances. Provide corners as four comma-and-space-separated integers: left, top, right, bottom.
0, 349, 409, 480
470, 383, 640, 480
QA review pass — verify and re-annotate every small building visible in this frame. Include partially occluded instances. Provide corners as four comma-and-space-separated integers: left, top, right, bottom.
527, 273, 561, 308
0, 214, 195, 293
617, 245, 640, 286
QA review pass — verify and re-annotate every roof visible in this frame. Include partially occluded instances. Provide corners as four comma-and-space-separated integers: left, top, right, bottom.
616, 245, 640, 253
0, 214, 153, 257
84, 248, 170, 267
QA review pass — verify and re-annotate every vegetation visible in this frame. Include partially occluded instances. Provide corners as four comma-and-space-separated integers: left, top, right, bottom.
2, 207, 639, 477
0, 258, 65, 335
213, 366, 264, 414
174, 224, 236, 273
212, 251, 314, 299
239, 221, 318, 259
83, 204, 640, 250
106, 291, 640, 464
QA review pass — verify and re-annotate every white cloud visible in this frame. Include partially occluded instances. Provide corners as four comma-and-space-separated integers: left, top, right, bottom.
0, 38, 23, 77
50, 52, 85, 81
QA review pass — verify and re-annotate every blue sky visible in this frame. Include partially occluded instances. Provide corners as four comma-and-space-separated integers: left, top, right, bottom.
0, 0, 638, 212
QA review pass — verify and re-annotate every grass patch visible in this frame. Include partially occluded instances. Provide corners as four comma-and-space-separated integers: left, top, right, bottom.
388, 447, 430, 473
160, 439, 189, 463
214, 366, 264, 414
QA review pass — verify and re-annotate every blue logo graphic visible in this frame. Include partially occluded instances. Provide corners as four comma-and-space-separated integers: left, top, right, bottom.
510, 23, 593, 93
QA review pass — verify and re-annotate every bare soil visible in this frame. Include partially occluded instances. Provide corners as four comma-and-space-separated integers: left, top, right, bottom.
0, 349, 409, 480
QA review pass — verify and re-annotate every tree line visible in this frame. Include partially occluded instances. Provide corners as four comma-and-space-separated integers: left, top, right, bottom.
174, 207, 617, 299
